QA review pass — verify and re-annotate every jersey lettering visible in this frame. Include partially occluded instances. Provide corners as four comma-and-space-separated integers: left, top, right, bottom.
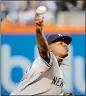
51, 77, 63, 88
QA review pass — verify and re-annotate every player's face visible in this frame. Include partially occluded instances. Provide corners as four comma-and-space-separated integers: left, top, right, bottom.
50, 41, 69, 58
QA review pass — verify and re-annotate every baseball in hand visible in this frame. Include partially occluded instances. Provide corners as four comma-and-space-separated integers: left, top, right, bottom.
36, 6, 47, 15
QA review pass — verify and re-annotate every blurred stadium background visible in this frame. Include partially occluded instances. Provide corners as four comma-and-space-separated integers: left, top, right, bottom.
1, 0, 85, 95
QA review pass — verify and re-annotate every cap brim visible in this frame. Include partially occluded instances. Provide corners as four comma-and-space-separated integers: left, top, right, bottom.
52, 36, 72, 45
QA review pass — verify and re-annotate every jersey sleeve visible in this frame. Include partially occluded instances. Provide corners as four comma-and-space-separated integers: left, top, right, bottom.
40, 51, 54, 68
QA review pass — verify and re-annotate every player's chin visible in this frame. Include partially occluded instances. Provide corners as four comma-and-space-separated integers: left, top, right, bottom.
62, 53, 68, 58
64, 50, 69, 57
65, 53, 68, 57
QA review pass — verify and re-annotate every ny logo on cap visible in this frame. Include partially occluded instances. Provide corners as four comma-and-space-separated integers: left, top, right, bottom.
58, 34, 63, 36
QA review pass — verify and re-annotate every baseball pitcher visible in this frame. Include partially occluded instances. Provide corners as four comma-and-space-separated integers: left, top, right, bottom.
10, 13, 72, 95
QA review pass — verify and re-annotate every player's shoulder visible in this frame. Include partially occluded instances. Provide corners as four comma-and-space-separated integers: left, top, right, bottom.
32, 51, 58, 68
32, 56, 46, 67
33, 56, 42, 63
34, 51, 58, 64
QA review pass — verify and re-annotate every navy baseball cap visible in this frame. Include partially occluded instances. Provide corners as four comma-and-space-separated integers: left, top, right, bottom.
47, 34, 72, 45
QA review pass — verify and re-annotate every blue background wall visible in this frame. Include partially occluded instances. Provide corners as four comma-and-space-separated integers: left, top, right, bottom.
1, 34, 85, 95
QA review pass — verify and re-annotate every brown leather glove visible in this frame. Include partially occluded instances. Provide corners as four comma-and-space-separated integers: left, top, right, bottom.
66, 92, 74, 96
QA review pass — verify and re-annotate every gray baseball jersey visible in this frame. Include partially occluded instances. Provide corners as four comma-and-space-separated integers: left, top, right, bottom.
10, 52, 65, 95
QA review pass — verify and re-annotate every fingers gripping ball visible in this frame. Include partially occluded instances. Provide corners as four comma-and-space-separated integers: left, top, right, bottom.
35, 6, 46, 29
